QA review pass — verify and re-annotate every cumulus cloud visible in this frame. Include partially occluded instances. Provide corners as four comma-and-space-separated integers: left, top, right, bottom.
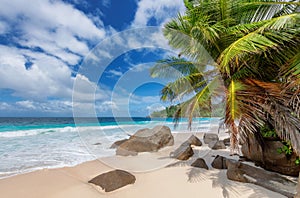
0, 0, 185, 116
132, 0, 185, 27
0, 0, 106, 66
0, 0, 105, 40
0, 45, 74, 100
0, 0, 110, 105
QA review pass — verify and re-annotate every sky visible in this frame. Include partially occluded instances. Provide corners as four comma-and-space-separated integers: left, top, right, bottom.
0, 0, 186, 117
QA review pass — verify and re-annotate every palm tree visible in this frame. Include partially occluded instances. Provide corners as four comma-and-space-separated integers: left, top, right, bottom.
150, 0, 300, 155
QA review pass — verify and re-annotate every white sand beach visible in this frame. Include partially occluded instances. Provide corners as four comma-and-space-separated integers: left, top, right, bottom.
0, 132, 287, 198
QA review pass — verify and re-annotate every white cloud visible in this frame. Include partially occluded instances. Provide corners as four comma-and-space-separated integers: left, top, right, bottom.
0, 0, 185, 116
129, 63, 151, 72
146, 104, 165, 112
107, 69, 123, 77
0, 0, 114, 107
14, 100, 73, 113
73, 74, 110, 102
96, 101, 118, 112
0, 0, 105, 39
0, 0, 106, 67
0, 102, 12, 110
132, 0, 185, 27
129, 94, 161, 105
16, 100, 36, 109
0, 45, 75, 100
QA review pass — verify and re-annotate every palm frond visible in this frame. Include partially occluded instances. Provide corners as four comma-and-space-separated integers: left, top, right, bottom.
218, 31, 276, 76
241, 0, 300, 22
218, 13, 299, 76
173, 76, 224, 129
150, 57, 201, 79
238, 79, 300, 155
160, 73, 207, 102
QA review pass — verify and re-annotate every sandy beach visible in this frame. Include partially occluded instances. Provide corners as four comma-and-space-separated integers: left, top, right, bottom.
0, 132, 286, 198
0, 0, 299, 197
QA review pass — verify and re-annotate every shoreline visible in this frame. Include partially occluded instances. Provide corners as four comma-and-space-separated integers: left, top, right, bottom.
0, 129, 221, 180
0, 132, 287, 198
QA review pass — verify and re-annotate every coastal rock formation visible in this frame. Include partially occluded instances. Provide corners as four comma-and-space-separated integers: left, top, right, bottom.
211, 155, 228, 169
226, 159, 297, 198
241, 135, 300, 176
208, 140, 226, 150
116, 125, 174, 156
170, 142, 194, 160
110, 139, 128, 149
186, 135, 202, 146
191, 158, 208, 170
203, 133, 219, 144
89, 170, 136, 192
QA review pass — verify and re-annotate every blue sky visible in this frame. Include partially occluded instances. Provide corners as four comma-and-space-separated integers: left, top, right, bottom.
0, 0, 186, 117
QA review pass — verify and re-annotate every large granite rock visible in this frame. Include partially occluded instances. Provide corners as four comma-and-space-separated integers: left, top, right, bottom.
116, 125, 174, 156
191, 158, 208, 170
116, 148, 138, 156
203, 133, 219, 144
241, 134, 300, 176
170, 142, 194, 160
226, 159, 297, 198
110, 139, 128, 149
89, 170, 136, 192
186, 135, 202, 146
211, 155, 227, 169
208, 140, 226, 150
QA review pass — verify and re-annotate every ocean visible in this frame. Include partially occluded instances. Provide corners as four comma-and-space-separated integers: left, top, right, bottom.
0, 117, 220, 179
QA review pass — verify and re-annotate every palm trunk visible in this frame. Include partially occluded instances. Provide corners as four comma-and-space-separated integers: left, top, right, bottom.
229, 122, 239, 155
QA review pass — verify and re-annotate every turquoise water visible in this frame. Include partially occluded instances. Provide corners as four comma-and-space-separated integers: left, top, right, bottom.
0, 117, 220, 179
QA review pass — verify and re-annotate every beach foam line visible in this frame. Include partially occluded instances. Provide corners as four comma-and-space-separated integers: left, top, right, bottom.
0, 124, 142, 138
0, 126, 79, 138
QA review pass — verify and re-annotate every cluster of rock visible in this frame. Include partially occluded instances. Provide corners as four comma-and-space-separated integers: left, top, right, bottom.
170, 133, 228, 161
91, 127, 299, 196
167, 132, 298, 197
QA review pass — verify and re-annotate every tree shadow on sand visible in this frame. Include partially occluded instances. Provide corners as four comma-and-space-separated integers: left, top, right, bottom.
185, 167, 286, 198
165, 148, 286, 198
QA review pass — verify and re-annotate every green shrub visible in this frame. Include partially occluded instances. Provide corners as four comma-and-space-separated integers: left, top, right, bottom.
277, 141, 293, 156
295, 157, 300, 166
260, 125, 278, 138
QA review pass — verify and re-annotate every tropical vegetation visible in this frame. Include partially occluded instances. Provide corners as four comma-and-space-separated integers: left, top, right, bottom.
150, 0, 300, 155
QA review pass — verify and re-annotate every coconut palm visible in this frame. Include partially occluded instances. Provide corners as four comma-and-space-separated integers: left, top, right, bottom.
150, 0, 300, 154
